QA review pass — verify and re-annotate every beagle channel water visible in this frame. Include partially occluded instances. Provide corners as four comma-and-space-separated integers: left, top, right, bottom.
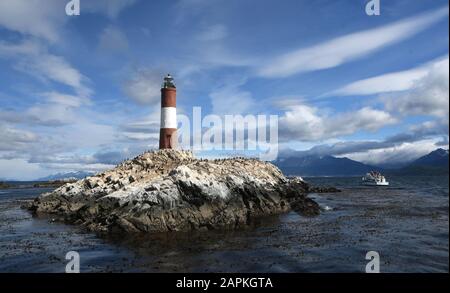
0, 176, 448, 273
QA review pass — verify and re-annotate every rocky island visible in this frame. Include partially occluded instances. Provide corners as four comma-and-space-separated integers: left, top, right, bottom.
0, 181, 11, 189
27, 150, 320, 233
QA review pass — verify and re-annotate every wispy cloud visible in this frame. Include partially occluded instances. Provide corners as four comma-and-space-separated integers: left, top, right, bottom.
257, 6, 449, 78
0, 0, 138, 43
280, 135, 446, 166
278, 103, 397, 142
0, 0, 65, 42
383, 57, 449, 118
0, 1, 448, 179
0, 40, 92, 98
123, 68, 164, 105
98, 25, 129, 53
342, 139, 443, 166
329, 56, 448, 96
330, 68, 428, 96
0, 126, 38, 152
209, 78, 257, 115
0, 92, 90, 127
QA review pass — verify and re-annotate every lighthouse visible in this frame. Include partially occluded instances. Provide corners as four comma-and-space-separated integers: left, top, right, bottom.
159, 74, 177, 149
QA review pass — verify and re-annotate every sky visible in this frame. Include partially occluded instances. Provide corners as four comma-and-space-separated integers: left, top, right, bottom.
0, 0, 448, 180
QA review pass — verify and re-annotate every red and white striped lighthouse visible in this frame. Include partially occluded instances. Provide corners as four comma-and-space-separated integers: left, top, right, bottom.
159, 74, 177, 149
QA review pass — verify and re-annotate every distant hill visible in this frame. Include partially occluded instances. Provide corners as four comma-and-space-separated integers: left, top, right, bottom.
274, 148, 449, 177
0, 181, 11, 189
388, 149, 449, 176
274, 155, 380, 177
36, 171, 95, 182
411, 148, 449, 167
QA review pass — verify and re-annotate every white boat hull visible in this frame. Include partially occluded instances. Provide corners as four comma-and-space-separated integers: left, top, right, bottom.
362, 181, 389, 186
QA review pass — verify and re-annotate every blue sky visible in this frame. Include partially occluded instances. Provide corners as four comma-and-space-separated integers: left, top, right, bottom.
0, 0, 448, 180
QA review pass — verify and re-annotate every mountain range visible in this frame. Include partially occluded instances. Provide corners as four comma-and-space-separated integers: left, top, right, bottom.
36, 171, 95, 182
388, 148, 449, 176
274, 148, 449, 177
31, 149, 449, 181
274, 155, 378, 177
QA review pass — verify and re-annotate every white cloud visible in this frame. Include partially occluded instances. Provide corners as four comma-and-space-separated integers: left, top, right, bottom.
0, 0, 65, 42
38, 162, 114, 173
342, 139, 443, 166
0, 158, 49, 181
258, 6, 449, 78
43, 91, 90, 108
206, 75, 257, 115
410, 119, 449, 138
210, 88, 256, 115
0, 40, 92, 98
175, 24, 253, 75
0, 0, 137, 43
0, 92, 90, 127
0, 39, 42, 55
59, 121, 117, 149
330, 56, 448, 97
0, 89, 128, 180
331, 68, 428, 96
0, 105, 72, 127
0, 114, 121, 175
279, 104, 397, 142
0, 126, 38, 152
384, 57, 449, 118
123, 68, 164, 105
21, 54, 92, 97
98, 25, 129, 53
119, 108, 161, 141
386, 119, 449, 145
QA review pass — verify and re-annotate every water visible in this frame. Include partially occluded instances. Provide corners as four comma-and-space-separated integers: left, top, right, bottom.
0, 176, 448, 272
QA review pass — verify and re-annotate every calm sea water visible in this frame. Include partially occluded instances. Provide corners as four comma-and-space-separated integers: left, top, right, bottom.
0, 176, 448, 272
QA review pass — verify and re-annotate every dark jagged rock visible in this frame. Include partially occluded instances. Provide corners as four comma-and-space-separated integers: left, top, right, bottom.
0, 182, 11, 189
27, 150, 320, 233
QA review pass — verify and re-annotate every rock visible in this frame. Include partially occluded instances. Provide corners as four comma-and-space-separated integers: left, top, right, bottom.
28, 149, 319, 233
0, 181, 11, 189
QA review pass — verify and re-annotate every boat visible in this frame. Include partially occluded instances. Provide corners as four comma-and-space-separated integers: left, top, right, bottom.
362, 171, 389, 186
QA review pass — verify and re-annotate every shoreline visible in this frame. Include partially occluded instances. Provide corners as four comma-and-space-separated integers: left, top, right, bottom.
0, 180, 77, 190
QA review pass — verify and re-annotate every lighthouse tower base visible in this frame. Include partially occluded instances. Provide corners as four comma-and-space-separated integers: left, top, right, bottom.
159, 128, 177, 149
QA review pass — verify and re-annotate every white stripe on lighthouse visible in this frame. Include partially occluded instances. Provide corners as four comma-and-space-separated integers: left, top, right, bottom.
161, 107, 177, 129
